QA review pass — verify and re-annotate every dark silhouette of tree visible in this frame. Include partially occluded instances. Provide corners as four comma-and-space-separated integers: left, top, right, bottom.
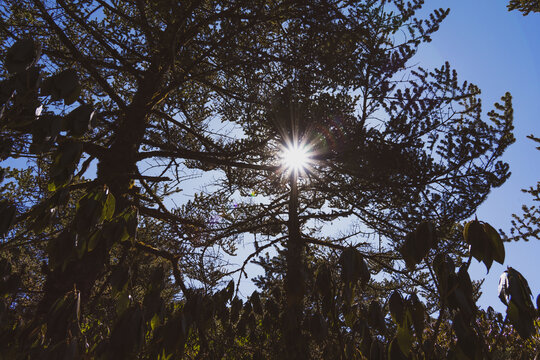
0, 0, 538, 359
508, 0, 540, 15
506, 135, 540, 241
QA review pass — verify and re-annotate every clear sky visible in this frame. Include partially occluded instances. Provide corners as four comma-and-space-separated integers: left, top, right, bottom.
415, 0, 540, 312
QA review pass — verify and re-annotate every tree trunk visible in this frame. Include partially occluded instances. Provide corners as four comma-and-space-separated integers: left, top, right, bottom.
284, 172, 308, 359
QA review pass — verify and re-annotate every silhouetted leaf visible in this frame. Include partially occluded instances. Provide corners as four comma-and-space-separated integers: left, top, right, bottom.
47, 230, 75, 270
399, 232, 416, 269
64, 104, 94, 137
230, 297, 242, 323
5, 39, 41, 74
340, 247, 370, 286
389, 290, 404, 324
265, 297, 279, 318
464, 220, 486, 263
48, 140, 82, 191
369, 339, 384, 360
388, 337, 408, 360
87, 229, 102, 252
0, 199, 17, 236
499, 267, 536, 339
433, 253, 455, 299
368, 300, 386, 332
407, 294, 425, 338
415, 221, 437, 260
315, 263, 332, 299
41, 69, 81, 105
453, 311, 478, 359
400, 222, 437, 269
109, 306, 144, 358
463, 219, 502, 271
250, 291, 262, 315
110, 266, 129, 294
483, 222, 505, 264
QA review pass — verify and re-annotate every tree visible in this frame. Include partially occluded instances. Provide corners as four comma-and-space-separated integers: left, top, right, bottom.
507, 0, 540, 15
0, 0, 538, 359
506, 135, 540, 241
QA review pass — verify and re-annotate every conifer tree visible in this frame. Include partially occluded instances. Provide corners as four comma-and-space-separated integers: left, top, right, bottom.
0, 0, 538, 358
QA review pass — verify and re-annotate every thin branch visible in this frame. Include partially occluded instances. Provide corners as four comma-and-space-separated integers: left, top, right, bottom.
31, 0, 127, 110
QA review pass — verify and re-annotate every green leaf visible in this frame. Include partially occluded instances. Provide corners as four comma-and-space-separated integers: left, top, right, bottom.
57, 69, 80, 105
63, 83, 82, 105
101, 189, 116, 221
150, 313, 160, 332
454, 266, 475, 320
507, 300, 520, 328
30, 115, 63, 154
116, 290, 131, 316
224, 280, 234, 301
457, 266, 474, 301
74, 186, 116, 236
87, 229, 102, 252
265, 297, 279, 318
109, 306, 143, 357
124, 206, 139, 239
74, 194, 99, 234
389, 337, 408, 360
12, 66, 41, 93
396, 321, 414, 355
506, 300, 535, 339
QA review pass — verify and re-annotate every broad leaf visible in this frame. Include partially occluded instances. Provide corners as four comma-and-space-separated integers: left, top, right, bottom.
5, 39, 41, 74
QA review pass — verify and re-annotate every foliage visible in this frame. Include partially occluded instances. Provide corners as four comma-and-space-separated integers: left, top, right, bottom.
0, 0, 538, 359
507, 135, 540, 241
507, 0, 540, 15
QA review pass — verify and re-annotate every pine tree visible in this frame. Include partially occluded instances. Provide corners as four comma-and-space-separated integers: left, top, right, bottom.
0, 0, 538, 359
508, 0, 540, 15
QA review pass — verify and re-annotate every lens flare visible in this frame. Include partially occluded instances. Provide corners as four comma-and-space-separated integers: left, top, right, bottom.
282, 143, 310, 173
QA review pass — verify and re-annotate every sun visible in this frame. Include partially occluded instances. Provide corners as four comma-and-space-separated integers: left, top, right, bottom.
282, 143, 311, 174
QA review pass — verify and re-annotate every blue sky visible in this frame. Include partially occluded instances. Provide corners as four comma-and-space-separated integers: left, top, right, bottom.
416, 0, 540, 312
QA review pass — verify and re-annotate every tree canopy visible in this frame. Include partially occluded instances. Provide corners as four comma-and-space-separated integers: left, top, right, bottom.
0, 0, 539, 359
507, 0, 540, 15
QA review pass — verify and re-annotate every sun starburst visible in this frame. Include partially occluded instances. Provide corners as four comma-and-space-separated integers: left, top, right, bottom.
280, 139, 314, 178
